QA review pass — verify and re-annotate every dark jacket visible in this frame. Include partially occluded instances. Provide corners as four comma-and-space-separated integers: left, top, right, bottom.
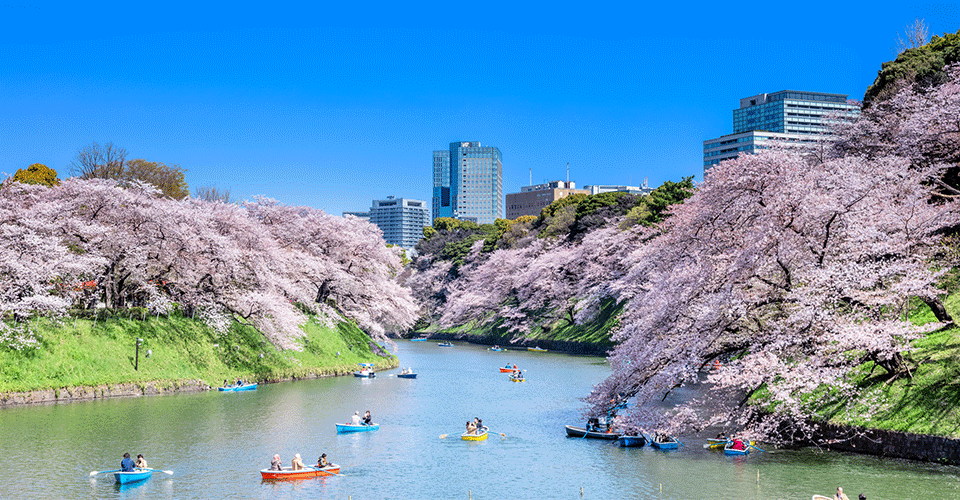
120, 457, 135, 472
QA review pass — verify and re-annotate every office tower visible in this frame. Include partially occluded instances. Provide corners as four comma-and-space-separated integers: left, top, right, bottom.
369, 196, 431, 251
432, 141, 503, 224
703, 90, 859, 175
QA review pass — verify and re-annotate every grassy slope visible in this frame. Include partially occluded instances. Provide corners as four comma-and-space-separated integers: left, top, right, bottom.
417, 298, 623, 350
0, 315, 395, 393
814, 293, 960, 438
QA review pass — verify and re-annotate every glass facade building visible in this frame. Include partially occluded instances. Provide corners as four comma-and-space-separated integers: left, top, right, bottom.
432, 141, 503, 224
369, 196, 431, 251
704, 90, 859, 175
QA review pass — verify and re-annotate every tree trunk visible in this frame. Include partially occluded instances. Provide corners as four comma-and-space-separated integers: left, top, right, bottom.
921, 296, 954, 325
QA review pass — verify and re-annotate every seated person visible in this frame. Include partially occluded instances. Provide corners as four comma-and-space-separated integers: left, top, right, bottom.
291, 454, 305, 471
135, 454, 147, 469
466, 420, 477, 434
731, 438, 745, 450
270, 454, 282, 471
363, 410, 372, 425
317, 453, 328, 468
120, 453, 135, 472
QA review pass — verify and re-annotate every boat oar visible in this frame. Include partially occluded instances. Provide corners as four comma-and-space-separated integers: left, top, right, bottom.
89, 469, 121, 476
747, 443, 765, 453
147, 468, 174, 475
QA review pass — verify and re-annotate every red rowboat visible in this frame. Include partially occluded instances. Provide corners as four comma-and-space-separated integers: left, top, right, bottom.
260, 464, 340, 480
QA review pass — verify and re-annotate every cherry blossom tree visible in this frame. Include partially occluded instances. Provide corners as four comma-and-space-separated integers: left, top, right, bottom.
589, 69, 960, 440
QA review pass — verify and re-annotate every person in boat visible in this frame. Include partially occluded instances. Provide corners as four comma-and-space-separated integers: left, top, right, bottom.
351, 411, 362, 425
291, 453, 305, 471
716, 432, 727, 440
858, 495, 866, 500
834, 486, 850, 500
731, 437, 746, 450
120, 452, 135, 472
269, 454, 282, 471
223, 379, 229, 388
475, 417, 484, 432
586, 417, 600, 432
236, 378, 243, 387
466, 420, 477, 434
363, 410, 372, 425
135, 454, 147, 469
317, 453, 328, 468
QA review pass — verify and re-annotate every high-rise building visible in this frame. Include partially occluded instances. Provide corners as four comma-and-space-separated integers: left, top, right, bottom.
369, 196, 431, 251
583, 180, 655, 196
432, 141, 503, 224
506, 180, 589, 219
704, 90, 859, 175
342, 210, 371, 222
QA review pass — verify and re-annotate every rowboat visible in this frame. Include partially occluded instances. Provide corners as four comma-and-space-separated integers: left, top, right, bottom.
113, 469, 153, 484
499, 366, 518, 373
462, 428, 488, 441
437, 342, 454, 347
336, 423, 380, 433
219, 383, 258, 392
527, 346, 547, 352
397, 372, 417, 379
509, 376, 525, 382
618, 435, 648, 447
353, 363, 376, 378
706, 438, 728, 449
812, 496, 833, 500
723, 441, 750, 455
564, 425, 621, 440
488, 347, 504, 351
260, 464, 340, 480
410, 337, 427, 342
651, 435, 680, 450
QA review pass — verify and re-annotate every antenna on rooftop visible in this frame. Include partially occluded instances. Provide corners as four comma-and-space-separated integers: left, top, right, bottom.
529, 168, 532, 186
566, 162, 569, 185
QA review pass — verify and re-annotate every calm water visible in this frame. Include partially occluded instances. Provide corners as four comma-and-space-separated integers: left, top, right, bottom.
1, 342, 958, 499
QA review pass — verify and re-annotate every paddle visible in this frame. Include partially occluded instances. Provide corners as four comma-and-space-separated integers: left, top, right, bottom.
89, 469, 121, 476
747, 443, 765, 453
146, 468, 174, 475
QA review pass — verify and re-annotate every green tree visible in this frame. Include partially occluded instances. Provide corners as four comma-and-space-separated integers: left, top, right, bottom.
125, 159, 189, 200
864, 28, 960, 107
11, 163, 60, 187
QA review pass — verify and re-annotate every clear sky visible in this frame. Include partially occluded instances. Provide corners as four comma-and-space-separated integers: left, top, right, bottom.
2, 2, 958, 216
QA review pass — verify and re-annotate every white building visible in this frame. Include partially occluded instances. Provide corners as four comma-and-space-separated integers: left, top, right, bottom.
369, 196, 431, 250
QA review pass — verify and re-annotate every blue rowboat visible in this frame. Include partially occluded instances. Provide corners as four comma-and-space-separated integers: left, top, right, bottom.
564, 425, 621, 440
410, 338, 427, 341
219, 383, 258, 392
437, 342, 453, 347
724, 441, 750, 455
618, 435, 648, 447
651, 435, 680, 450
114, 469, 152, 484
336, 423, 380, 433
397, 372, 417, 379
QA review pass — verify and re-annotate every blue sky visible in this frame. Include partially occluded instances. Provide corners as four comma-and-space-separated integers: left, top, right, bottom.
2, 2, 959, 215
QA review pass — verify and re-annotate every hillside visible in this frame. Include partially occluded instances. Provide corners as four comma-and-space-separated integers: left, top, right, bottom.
0, 313, 395, 395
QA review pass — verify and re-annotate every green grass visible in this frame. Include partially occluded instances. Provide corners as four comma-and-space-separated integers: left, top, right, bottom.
0, 315, 395, 393
809, 292, 960, 438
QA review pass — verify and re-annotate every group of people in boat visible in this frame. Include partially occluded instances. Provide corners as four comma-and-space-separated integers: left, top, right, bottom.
715, 432, 747, 450
349, 410, 373, 425
510, 369, 524, 380
465, 417, 485, 435
223, 378, 246, 388
269, 452, 331, 471
119, 452, 148, 471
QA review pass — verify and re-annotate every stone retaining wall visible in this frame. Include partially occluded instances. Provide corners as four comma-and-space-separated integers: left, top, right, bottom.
0, 379, 210, 407
816, 423, 960, 465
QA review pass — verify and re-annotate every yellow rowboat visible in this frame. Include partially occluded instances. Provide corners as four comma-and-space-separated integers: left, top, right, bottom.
461, 429, 489, 441
509, 377, 525, 382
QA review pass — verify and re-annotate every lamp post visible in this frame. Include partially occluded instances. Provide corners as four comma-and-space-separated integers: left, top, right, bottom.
135, 338, 143, 371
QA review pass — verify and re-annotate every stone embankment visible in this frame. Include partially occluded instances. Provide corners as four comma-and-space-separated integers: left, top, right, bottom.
399, 332, 612, 357
0, 379, 210, 407
0, 366, 375, 408
815, 423, 960, 465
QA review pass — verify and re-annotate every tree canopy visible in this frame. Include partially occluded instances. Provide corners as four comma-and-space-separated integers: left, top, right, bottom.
10, 163, 59, 187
